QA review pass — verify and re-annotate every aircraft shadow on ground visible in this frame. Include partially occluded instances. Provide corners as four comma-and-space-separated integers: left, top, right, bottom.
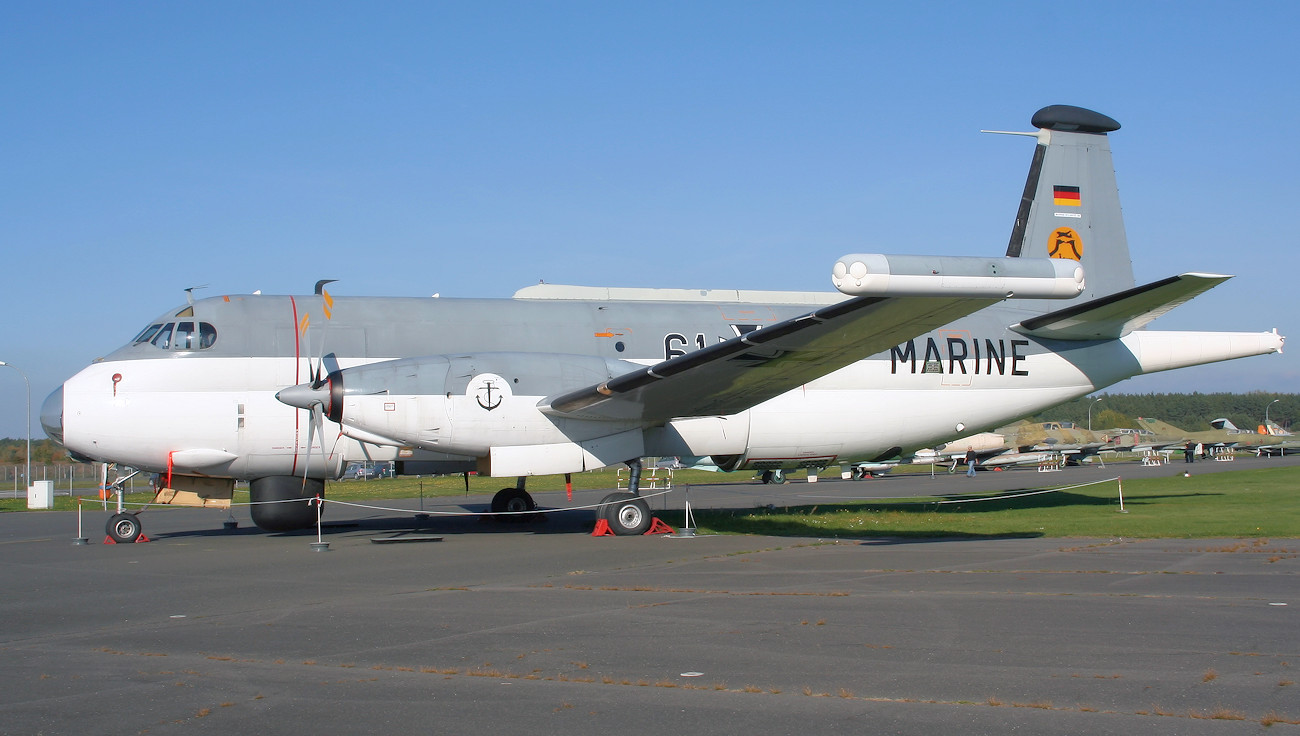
145, 505, 601, 540
138, 490, 1226, 541
689, 489, 1228, 541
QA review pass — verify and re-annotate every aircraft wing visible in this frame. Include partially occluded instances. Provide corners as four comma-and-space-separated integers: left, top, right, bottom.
1013, 273, 1230, 340
544, 294, 1000, 422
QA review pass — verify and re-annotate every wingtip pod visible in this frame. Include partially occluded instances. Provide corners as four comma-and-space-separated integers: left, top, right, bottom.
831, 254, 1084, 299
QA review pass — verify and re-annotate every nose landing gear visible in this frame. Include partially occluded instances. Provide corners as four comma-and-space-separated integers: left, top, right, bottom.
105, 512, 145, 543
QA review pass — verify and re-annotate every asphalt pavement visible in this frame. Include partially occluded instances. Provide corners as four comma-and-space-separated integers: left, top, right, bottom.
1, 454, 1297, 735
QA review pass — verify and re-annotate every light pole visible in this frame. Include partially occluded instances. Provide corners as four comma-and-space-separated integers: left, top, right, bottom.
1265, 398, 1281, 432
1088, 397, 1103, 432
0, 361, 31, 492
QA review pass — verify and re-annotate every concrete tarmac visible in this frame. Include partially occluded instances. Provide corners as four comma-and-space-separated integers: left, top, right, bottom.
2, 456, 1298, 734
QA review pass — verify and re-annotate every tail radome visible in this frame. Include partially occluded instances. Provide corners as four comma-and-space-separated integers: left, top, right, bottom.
992, 105, 1136, 302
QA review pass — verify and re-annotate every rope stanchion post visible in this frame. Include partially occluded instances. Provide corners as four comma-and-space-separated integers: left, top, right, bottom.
73, 497, 89, 545
678, 484, 696, 537
1117, 476, 1127, 513
310, 494, 329, 551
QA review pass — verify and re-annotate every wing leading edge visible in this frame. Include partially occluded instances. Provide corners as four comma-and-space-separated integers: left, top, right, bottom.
543, 293, 1001, 423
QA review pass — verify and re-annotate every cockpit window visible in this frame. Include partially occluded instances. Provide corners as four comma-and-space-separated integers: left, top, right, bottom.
174, 322, 195, 350
151, 323, 175, 349
135, 321, 218, 351
133, 324, 164, 344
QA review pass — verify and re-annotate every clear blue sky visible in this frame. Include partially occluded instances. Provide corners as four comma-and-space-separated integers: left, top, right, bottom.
2, 1, 1297, 440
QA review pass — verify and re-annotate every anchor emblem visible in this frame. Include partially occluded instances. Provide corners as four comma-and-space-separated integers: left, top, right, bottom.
476, 380, 503, 411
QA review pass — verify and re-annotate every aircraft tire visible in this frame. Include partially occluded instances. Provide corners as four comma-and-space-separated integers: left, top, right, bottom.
491, 488, 537, 519
106, 512, 142, 543
250, 476, 323, 532
598, 492, 651, 536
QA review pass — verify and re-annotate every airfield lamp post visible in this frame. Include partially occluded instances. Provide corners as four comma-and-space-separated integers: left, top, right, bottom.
1088, 397, 1103, 432
1265, 398, 1281, 429
0, 361, 31, 494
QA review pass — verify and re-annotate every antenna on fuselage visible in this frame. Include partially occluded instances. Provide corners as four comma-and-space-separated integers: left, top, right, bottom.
314, 280, 337, 295
184, 285, 208, 305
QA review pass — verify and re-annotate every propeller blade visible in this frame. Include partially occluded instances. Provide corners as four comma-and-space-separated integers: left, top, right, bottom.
310, 288, 335, 388
301, 401, 319, 488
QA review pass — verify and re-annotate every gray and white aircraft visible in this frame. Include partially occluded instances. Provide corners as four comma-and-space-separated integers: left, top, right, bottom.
41, 105, 1284, 540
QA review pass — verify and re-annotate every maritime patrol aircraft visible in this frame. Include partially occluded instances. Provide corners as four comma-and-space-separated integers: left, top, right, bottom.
41, 105, 1284, 541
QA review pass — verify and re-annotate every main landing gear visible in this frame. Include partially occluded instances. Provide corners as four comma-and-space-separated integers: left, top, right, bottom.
596, 458, 652, 535
486, 459, 654, 535
491, 477, 538, 520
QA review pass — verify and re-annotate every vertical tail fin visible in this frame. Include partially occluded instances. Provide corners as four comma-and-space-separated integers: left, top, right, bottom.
992, 105, 1135, 303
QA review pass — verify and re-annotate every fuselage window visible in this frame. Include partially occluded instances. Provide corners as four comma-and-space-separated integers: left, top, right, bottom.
174, 322, 196, 350
150, 322, 175, 349
134, 324, 164, 344
198, 322, 217, 349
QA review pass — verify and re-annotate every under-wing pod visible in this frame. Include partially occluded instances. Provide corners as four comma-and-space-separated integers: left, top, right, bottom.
832, 254, 1084, 299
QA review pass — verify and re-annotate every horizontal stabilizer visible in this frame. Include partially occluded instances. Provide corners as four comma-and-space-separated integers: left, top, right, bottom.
1013, 273, 1231, 340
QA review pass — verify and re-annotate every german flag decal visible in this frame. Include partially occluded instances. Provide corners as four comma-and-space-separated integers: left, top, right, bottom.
1048, 227, 1083, 260
1053, 185, 1081, 207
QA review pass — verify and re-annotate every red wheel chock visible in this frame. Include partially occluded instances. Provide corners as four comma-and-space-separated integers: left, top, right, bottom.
644, 518, 674, 535
102, 534, 151, 545
592, 518, 675, 536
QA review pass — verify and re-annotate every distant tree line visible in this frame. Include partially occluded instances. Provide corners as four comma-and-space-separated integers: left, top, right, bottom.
1030, 392, 1297, 433
0, 439, 69, 465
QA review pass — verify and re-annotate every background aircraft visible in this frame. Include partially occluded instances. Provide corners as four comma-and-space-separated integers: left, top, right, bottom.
1129, 417, 1299, 457
43, 105, 1284, 541
924, 420, 1114, 470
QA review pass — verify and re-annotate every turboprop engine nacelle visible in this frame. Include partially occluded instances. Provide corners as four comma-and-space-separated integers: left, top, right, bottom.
277, 352, 644, 460
832, 254, 1084, 299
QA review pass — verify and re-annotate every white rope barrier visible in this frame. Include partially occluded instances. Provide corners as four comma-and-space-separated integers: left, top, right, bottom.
91, 487, 676, 517
321, 488, 675, 517
934, 476, 1120, 504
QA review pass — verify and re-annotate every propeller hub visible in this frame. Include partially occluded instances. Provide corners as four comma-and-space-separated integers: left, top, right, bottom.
276, 382, 330, 411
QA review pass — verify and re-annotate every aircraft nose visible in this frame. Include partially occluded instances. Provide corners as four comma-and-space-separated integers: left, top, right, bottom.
40, 385, 64, 445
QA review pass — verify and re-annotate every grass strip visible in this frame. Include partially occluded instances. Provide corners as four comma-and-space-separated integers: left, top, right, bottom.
692, 466, 1300, 538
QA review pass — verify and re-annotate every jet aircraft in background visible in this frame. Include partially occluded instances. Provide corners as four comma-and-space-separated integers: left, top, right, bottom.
42, 105, 1284, 542
1129, 417, 1299, 457
922, 420, 1114, 471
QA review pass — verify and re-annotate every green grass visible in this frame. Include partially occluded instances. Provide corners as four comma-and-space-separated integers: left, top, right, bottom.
693, 465, 1300, 538
6, 464, 1298, 539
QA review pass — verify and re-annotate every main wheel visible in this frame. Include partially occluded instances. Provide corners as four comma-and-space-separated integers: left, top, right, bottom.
598, 492, 652, 536
491, 487, 537, 517
106, 512, 142, 543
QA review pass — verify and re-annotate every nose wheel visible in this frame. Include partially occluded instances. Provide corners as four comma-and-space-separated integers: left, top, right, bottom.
106, 512, 144, 543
